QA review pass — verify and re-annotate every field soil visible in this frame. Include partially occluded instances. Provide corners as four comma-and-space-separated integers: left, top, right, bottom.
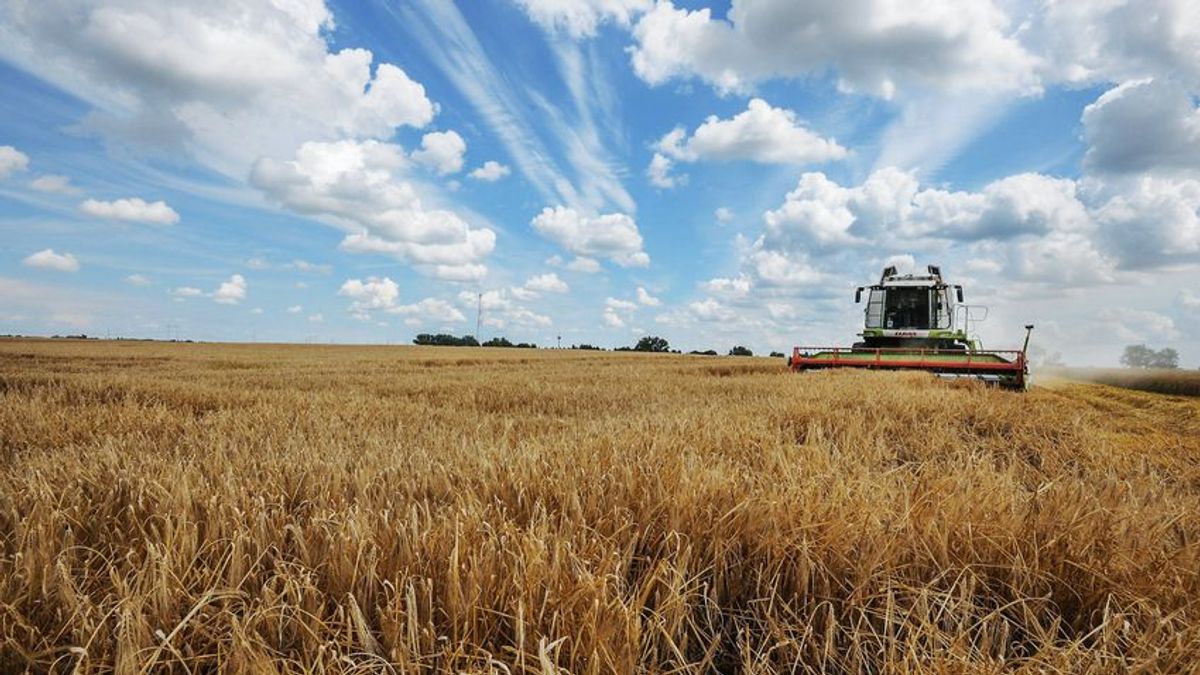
2, 339, 1200, 672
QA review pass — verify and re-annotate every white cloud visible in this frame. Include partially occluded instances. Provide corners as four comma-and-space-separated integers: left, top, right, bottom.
702, 275, 752, 298
170, 286, 203, 298
629, 0, 1038, 97
0, 146, 29, 178
124, 273, 151, 286
389, 297, 466, 323
79, 197, 180, 225
547, 254, 603, 273
433, 263, 488, 282
656, 99, 847, 165
30, 174, 77, 194
212, 274, 247, 304
22, 248, 79, 272
688, 298, 735, 322
524, 272, 569, 294
1096, 308, 1180, 343
1082, 79, 1200, 175
1180, 289, 1200, 311
250, 307, 263, 315
567, 256, 601, 273
714, 207, 734, 223
468, 160, 510, 182
287, 305, 303, 314
1091, 175, 1200, 269
531, 206, 650, 267
0, 1, 436, 175
412, 130, 467, 175
602, 308, 625, 327
514, 0, 651, 38
646, 152, 684, 188
252, 139, 495, 273
308, 313, 324, 323
1036, 0, 1200, 90
338, 277, 400, 313
636, 286, 661, 306
606, 297, 638, 312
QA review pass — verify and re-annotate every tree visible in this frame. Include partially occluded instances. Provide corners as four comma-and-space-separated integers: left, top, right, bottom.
769, 351, 785, 358
413, 333, 479, 347
1121, 345, 1154, 368
1155, 348, 1180, 369
482, 337, 514, 347
728, 346, 753, 356
634, 336, 670, 352
1121, 344, 1180, 369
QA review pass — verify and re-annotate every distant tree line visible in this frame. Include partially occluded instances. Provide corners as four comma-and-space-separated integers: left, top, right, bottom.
411, 332, 785, 358
1121, 344, 1180, 369
413, 333, 480, 347
482, 337, 537, 349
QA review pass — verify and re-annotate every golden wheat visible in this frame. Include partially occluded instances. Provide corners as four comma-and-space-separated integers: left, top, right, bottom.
2, 339, 1199, 673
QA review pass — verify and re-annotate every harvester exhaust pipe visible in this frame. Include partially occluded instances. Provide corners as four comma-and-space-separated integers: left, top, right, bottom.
1022, 324, 1034, 356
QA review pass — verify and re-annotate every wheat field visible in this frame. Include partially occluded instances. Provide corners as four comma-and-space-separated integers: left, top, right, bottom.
2, 339, 1199, 673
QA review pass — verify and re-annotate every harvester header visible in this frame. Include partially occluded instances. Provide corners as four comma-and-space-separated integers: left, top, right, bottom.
791, 265, 1033, 390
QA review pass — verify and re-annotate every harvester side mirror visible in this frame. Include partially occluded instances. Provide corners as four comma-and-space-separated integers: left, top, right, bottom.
855, 287, 863, 303
955, 285, 964, 302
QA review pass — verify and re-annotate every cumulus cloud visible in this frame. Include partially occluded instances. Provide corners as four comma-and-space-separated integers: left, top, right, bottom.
1096, 308, 1180, 343
636, 286, 661, 306
22, 248, 79, 272
656, 99, 846, 165
531, 206, 649, 267
646, 152, 684, 188
629, 0, 1038, 97
1091, 175, 1200, 269
124, 273, 151, 286
524, 272, 570, 294
212, 274, 247, 304
339, 276, 400, 315
29, 174, 77, 194
412, 130, 467, 175
287, 305, 303, 314
1082, 79, 1200, 175
252, 139, 495, 274
0, 146, 30, 178
0, 1, 437, 174
468, 160, 510, 181
716, 165, 1199, 296
514, 0, 651, 38
389, 297, 466, 323
170, 286, 203, 298
1036, 0, 1200, 90
714, 207, 734, 223
79, 197, 180, 224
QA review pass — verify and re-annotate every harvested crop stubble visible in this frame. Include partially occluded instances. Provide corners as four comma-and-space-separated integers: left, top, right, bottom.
2, 339, 1200, 672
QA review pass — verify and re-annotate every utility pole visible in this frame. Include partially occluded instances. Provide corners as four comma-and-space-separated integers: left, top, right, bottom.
557, 334, 561, 349
475, 292, 482, 340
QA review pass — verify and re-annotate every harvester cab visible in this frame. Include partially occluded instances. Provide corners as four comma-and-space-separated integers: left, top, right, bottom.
791, 265, 1034, 390
853, 264, 974, 351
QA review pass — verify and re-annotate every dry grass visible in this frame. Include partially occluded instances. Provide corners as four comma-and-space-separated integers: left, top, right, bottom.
1043, 366, 1200, 397
2, 338, 1199, 673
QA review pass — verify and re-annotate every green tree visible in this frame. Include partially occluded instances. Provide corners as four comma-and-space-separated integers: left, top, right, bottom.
728, 346, 753, 356
634, 336, 670, 352
1120, 344, 1154, 368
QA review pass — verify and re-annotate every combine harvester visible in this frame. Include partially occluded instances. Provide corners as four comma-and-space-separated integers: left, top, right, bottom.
791, 265, 1034, 390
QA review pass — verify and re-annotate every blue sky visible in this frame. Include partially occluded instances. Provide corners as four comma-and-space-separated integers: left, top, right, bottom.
1, 0, 1198, 365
